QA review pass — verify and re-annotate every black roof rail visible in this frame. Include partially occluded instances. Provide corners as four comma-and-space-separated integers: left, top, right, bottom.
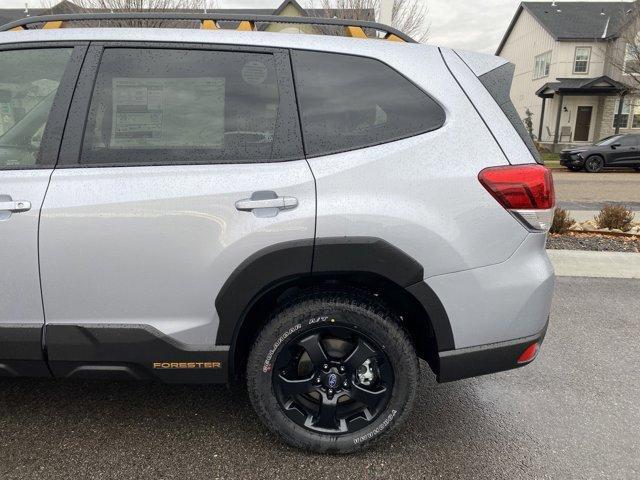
0, 13, 416, 43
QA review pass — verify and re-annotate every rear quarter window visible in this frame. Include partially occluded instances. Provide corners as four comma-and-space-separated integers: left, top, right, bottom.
291, 50, 445, 157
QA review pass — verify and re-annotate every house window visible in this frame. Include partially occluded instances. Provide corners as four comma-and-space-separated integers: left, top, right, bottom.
613, 98, 631, 128
624, 44, 640, 75
533, 51, 551, 79
573, 47, 591, 73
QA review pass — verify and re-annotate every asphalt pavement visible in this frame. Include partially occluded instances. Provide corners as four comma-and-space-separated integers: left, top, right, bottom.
1, 277, 639, 480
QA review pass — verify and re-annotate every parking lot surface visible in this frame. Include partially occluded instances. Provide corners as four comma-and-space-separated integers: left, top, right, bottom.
1, 277, 638, 480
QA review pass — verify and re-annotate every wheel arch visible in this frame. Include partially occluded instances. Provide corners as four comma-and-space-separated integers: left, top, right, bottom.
215, 238, 455, 381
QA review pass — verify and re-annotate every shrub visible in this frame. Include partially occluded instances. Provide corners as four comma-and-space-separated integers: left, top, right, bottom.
595, 204, 635, 231
550, 207, 575, 234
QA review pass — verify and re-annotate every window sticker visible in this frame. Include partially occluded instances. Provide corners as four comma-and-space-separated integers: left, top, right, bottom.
241, 61, 268, 86
111, 77, 225, 148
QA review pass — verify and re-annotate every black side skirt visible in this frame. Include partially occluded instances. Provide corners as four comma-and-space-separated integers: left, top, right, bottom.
45, 324, 228, 384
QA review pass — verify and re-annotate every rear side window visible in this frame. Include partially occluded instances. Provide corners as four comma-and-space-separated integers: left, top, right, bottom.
0, 48, 73, 168
81, 48, 286, 165
291, 50, 445, 157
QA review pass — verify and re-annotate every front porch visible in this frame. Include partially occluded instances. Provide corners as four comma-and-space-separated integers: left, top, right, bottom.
535, 76, 629, 152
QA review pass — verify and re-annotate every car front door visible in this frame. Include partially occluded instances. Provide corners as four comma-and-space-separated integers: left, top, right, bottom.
39, 44, 315, 382
607, 135, 640, 166
0, 44, 84, 377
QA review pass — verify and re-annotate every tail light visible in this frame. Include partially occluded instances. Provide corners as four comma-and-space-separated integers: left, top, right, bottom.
478, 164, 555, 231
517, 342, 540, 364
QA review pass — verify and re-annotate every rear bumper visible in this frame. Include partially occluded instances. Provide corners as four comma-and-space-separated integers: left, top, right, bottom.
436, 318, 548, 382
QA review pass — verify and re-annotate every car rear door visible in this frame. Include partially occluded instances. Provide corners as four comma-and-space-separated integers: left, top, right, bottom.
39, 43, 315, 382
0, 43, 84, 377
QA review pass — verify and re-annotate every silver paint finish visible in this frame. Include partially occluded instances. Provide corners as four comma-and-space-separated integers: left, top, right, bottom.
426, 233, 554, 349
440, 47, 537, 165
39, 162, 315, 347
1, 27, 556, 355
308, 43, 528, 278
454, 48, 509, 77
0, 169, 51, 327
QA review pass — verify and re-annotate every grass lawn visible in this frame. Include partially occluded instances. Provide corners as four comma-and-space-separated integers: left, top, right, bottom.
541, 152, 561, 169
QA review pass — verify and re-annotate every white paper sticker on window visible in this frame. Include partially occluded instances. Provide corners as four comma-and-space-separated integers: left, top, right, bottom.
111, 77, 225, 148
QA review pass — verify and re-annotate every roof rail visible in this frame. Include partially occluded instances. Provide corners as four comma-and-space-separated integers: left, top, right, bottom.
0, 13, 415, 43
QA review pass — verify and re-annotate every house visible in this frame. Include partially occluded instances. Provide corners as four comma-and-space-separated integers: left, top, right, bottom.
497, 1, 640, 151
0, 0, 373, 35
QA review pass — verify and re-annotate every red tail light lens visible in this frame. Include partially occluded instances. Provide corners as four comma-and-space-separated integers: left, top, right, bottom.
517, 342, 540, 364
478, 164, 555, 210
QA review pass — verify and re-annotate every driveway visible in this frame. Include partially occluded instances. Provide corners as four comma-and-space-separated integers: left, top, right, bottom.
1, 277, 638, 480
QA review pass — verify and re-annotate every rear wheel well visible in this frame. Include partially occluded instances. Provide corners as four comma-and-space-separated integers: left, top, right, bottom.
229, 273, 438, 383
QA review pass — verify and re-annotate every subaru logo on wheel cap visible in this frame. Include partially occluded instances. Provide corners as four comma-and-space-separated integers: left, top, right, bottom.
327, 373, 338, 388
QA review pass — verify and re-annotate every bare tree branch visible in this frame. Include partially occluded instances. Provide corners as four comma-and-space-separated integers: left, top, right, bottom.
606, 2, 640, 91
43, 0, 219, 27
310, 0, 429, 43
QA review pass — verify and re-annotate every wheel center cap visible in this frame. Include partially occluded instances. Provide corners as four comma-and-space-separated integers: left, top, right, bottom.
327, 373, 338, 389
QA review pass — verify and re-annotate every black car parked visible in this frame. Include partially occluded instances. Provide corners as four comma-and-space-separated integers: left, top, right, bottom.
560, 134, 640, 172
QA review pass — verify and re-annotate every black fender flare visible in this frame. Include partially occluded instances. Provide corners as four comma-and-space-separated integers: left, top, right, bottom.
214, 237, 455, 364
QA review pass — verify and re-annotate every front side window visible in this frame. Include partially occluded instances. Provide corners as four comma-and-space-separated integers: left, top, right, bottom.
533, 51, 551, 79
81, 48, 282, 165
0, 48, 73, 168
573, 47, 591, 74
291, 51, 445, 157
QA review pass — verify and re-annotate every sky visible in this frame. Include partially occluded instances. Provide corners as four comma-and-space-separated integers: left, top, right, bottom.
0, 0, 632, 53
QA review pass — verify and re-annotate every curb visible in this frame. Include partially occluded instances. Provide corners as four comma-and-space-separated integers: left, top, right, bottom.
547, 249, 640, 279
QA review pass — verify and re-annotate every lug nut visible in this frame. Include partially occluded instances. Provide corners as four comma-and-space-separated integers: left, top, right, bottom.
315, 376, 321, 384
327, 389, 334, 395
339, 365, 345, 373
343, 380, 349, 387
322, 363, 329, 370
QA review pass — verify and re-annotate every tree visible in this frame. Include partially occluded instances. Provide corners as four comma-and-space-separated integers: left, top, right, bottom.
310, 0, 429, 43
605, 3, 640, 89
44, 0, 218, 27
523, 108, 534, 140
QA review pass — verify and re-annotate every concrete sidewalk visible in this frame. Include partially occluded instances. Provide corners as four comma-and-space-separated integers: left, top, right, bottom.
547, 249, 640, 279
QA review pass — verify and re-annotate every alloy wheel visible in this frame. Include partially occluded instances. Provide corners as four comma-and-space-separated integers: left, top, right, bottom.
272, 326, 394, 434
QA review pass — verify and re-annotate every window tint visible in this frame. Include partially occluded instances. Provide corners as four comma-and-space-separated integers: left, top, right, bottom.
81, 48, 282, 165
291, 51, 445, 157
0, 48, 72, 168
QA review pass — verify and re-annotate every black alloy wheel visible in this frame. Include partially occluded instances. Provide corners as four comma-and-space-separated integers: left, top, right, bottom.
247, 291, 419, 453
272, 326, 394, 434
584, 156, 604, 173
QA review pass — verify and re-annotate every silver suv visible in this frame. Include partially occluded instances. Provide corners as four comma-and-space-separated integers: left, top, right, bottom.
0, 14, 555, 453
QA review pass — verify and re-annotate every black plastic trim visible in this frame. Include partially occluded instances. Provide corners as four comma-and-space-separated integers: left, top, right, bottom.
215, 239, 314, 345
312, 237, 423, 287
0, 13, 416, 43
0, 324, 51, 377
216, 237, 455, 359
46, 324, 229, 383
437, 319, 548, 383
406, 281, 455, 352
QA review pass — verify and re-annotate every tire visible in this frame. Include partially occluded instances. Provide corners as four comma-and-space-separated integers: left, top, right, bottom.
584, 155, 604, 173
247, 290, 419, 454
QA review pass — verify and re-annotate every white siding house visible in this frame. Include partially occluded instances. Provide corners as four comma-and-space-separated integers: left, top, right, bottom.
497, 2, 635, 151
